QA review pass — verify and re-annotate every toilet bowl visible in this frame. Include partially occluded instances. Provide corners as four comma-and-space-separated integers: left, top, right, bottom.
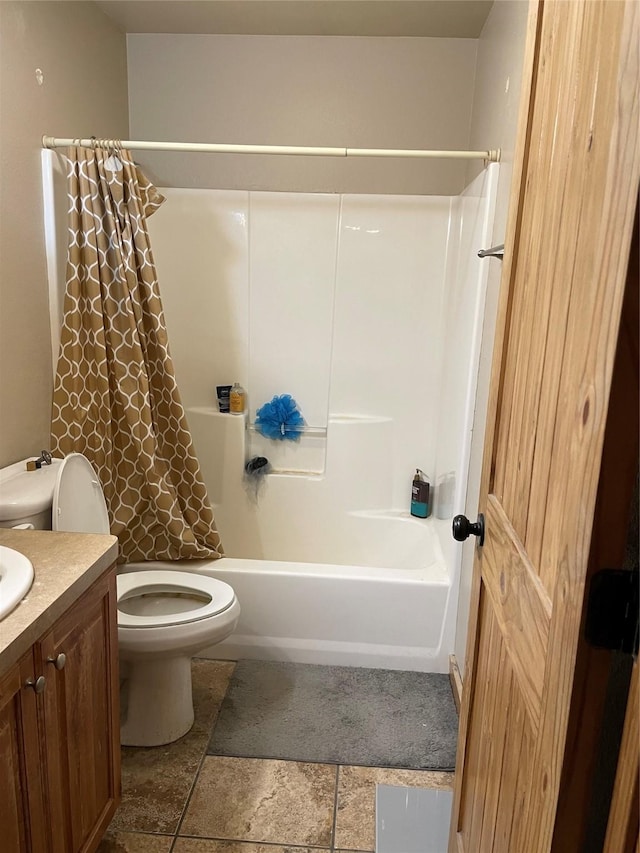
0, 452, 240, 747
117, 569, 240, 745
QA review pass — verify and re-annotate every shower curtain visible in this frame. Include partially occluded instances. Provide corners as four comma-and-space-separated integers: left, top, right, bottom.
51, 145, 223, 562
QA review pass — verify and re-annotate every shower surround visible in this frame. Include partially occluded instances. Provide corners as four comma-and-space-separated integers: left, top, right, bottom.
149, 170, 497, 671
43, 153, 498, 672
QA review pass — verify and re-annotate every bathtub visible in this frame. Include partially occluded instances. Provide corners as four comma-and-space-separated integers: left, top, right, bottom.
124, 512, 453, 673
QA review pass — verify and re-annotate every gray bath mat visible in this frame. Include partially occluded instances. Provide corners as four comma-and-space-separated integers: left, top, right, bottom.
207, 660, 458, 770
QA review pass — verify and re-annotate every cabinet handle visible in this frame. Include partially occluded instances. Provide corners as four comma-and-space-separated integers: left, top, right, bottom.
25, 676, 46, 694
46, 653, 66, 670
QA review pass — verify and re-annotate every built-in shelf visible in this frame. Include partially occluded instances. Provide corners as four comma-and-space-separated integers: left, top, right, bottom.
248, 422, 327, 475
265, 468, 325, 478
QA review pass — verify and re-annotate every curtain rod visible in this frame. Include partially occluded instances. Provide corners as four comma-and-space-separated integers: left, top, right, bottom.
42, 136, 500, 162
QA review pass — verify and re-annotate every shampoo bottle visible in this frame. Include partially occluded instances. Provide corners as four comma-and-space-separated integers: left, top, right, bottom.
229, 382, 246, 415
411, 469, 431, 518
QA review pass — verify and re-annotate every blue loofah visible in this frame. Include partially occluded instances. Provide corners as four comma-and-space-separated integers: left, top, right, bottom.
255, 394, 305, 441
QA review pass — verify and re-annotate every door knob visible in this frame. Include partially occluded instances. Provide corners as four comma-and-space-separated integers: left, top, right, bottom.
452, 513, 485, 547
25, 675, 46, 694
46, 653, 66, 670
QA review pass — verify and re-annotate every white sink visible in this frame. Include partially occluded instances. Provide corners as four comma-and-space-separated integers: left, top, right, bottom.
0, 545, 34, 620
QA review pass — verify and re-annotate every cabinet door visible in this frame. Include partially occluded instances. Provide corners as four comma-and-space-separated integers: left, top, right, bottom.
38, 569, 120, 853
0, 651, 49, 853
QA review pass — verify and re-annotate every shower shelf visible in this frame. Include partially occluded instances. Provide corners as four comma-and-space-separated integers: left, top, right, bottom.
187, 407, 327, 436
266, 468, 324, 478
248, 422, 327, 476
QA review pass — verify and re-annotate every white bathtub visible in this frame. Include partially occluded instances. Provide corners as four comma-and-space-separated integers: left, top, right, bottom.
124, 514, 453, 673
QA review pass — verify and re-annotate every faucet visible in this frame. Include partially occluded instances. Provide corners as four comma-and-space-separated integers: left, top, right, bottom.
26, 450, 53, 471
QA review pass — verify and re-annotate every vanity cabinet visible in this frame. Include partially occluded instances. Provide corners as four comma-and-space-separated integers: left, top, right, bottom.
0, 566, 120, 852
0, 652, 49, 852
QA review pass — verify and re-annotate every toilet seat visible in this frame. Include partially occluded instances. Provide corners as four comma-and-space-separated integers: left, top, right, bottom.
50, 454, 236, 631
52, 453, 110, 535
117, 570, 236, 629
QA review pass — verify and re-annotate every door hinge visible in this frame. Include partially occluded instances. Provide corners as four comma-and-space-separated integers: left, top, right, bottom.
585, 569, 639, 656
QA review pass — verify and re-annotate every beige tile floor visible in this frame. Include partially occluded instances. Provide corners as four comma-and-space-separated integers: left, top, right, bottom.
99, 660, 454, 853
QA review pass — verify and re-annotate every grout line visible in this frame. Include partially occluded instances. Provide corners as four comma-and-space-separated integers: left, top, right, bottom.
172, 725, 217, 837
169, 665, 237, 849
174, 836, 331, 849
110, 828, 174, 838
204, 749, 455, 773
168, 747, 209, 852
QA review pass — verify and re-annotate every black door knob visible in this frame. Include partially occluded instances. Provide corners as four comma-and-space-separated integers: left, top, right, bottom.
452, 513, 485, 546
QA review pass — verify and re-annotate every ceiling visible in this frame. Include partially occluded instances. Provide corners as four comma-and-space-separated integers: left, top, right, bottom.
95, 1, 494, 38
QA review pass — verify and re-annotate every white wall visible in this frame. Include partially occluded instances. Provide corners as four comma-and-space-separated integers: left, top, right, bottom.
432, 164, 499, 661
0, 1, 128, 468
330, 195, 451, 508
144, 189, 250, 404
249, 193, 340, 429
145, 189, 452, 556
126, 34, 478, 195
454, 0, 531, 673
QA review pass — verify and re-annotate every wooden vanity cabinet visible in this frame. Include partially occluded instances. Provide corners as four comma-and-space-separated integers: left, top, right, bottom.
0, 566, 120, 853
0, 651, 49, 853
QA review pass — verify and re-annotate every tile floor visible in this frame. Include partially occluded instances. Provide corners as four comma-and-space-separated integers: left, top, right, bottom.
98, 660, 454, 853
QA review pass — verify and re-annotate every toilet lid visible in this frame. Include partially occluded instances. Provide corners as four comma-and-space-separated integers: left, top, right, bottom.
117, 570, 236, 628
53, 453, 110, 535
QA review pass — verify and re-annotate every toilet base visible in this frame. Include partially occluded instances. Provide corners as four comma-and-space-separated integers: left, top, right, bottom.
120, 656, 194, 746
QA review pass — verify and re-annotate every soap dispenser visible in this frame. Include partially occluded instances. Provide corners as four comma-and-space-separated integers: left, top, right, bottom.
411, 469, 431, 518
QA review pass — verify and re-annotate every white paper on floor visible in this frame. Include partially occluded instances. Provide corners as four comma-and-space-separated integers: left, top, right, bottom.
376, 784, 454, 853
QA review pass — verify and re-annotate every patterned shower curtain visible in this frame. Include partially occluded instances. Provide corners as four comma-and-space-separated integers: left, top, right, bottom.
51, 145, 224, 562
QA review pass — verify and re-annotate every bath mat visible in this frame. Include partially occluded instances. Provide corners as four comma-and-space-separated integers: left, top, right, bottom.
207, 660, 458, 770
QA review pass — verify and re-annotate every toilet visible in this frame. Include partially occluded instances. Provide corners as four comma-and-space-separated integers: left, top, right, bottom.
0, 452, 240, 747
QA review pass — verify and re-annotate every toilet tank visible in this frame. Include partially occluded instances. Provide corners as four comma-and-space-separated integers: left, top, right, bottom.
0, 458, 63, 529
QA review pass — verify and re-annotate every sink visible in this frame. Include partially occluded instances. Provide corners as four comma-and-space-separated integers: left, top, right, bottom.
0, 545, 34, 620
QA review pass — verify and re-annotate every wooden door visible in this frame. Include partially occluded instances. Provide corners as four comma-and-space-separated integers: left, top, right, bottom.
450, 1, 639, 851
39, 570, 120, 853
603, 659, 639, 853
0, 651, 49, 853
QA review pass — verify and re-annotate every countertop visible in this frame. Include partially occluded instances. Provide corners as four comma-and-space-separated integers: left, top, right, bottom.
0, 528, 118, 673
